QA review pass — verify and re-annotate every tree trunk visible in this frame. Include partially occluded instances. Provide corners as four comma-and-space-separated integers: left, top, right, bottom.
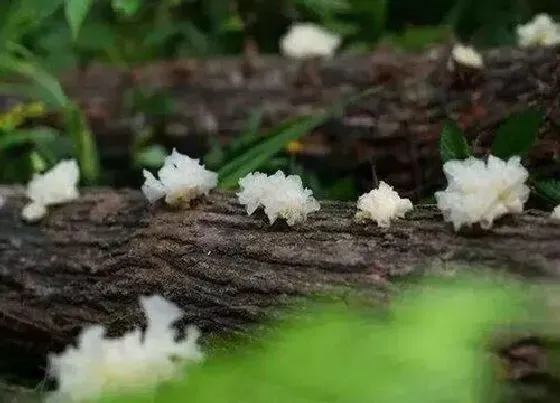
10, 45, 560, 197
1, 185, 560, 386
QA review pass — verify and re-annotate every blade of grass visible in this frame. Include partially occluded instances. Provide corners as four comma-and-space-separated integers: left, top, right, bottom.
217, 114, 326, 189
217, 87, 375, 189
62, 104, 100, 184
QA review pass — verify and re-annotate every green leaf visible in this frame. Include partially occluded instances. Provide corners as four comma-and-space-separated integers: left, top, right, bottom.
217, 87, 376, 189
0, 0, 65, 48
440, 119, 471, 162
0, 127, 58, 151
533, 180, 560, 204
217, 114, 328, 189
65, 0, 94, 41
0, 53, 68, 108
491, 108, 543, 159
135, 145, 167, 169
62, 104, 100, 184
111, 0, 141, 17
227, 108, 264, 152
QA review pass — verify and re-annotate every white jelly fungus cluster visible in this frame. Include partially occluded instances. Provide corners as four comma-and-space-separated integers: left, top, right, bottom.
46, 295, 203, 403
517, 14, 560, 48
435, 155, 530, 231
280, 22, 341, 59
552, 205, 560, 221
450, 44, 484, 69
22, 159, 80, 223
142, 149, 218, 207
355, 181, 413, 228
237, 171, 320, 226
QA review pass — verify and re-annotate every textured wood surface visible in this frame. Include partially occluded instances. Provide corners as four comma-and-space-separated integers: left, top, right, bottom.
1, 186, 560, 376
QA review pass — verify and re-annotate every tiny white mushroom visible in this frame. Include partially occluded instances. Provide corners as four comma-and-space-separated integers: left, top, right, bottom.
517, 13, 560, 48
551, 205, 560, 221
141, 149, 218, 207
435, 155, 530, 231
22, 202, 47, 223
280, 22, 341, 59
21, 159, 80, 222
237, 170, 320, 226
355, 181, 413, 228
450, 44, 484, 70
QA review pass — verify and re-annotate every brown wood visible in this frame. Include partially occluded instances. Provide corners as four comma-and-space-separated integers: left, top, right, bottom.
8, 45, 560, 198
1, 185, 560, 385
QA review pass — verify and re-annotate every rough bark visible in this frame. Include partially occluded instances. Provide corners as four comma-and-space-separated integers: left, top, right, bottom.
1, 185, 560, 385
7, 45, 560, 197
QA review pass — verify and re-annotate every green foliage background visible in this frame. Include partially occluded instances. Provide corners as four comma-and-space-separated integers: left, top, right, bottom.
1, 0, 558, 75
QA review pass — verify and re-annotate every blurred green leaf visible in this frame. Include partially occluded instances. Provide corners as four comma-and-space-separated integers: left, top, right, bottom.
65, 0, 94, 41
62, 103, 100, 183
112, 0, 142, 17
227, 108, 264, 152
217, 114, 327, 189
218, 88, 376, 189
0, 127, 58, 151
385, 25, 450, 51
324, 175, 357, 201
76, 21, 118, 52
0, 0, 64, 48
178, 22, 212, 56
144, 25, 185, 47
96, 276, 526, 403
0, 54, 68, 108
534, 179, 560, 205
491, 108, 543, 160
205, 109, 264, 171
135, 144, 167, 168
440, 119, 471, 163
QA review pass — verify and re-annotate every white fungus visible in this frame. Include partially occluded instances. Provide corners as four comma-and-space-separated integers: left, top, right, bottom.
551, 205, 560, 221
237, 170, 320, 226
355, 181, 413, 228
280, 22, 341, 59
142, 149, 218, 207
22, 159, 80, 222
517, 14, 560, 48
450, 44, 484, 69
435, 155, 530, 231
45, 295, 203, 403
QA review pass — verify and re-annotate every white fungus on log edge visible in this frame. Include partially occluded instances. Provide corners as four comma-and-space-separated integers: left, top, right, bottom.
355, 181, 413, 228
237, 170, 320, 226
280, 22, 341, 59
449, 43, 484, 70
517, 13, 560, 48
551, 205, 560, 221
435, 155, 530, 231
22, 159, 80, 222
142, 148, 218, 207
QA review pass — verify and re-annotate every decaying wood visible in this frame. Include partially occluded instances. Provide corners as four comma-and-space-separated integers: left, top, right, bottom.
1, 185, 560, 389
4, 45, 560, 198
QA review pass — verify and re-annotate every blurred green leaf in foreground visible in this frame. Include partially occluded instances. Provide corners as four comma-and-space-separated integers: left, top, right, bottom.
97, 275, 528, 403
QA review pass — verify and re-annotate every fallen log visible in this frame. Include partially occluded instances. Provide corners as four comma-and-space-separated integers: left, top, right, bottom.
1, 185, 560, 386
6, 45, 560, 198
